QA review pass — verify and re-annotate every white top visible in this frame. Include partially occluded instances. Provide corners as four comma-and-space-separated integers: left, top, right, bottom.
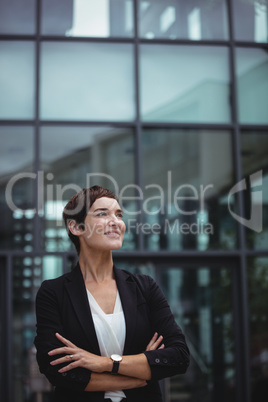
86, 290, 126, 402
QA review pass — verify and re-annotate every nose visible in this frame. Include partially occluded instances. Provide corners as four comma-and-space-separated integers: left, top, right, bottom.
108, 214, 120, 225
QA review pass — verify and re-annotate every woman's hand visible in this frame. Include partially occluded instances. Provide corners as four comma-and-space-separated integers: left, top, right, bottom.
48, 333, 106, 373
145, 332, 164, 351
48, 332, 164, 375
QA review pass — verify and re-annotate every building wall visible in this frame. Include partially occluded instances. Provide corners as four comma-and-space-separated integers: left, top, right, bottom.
0, 1, 268, 401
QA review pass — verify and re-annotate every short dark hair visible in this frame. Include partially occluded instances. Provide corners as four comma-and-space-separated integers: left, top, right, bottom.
62, 185, 119, 255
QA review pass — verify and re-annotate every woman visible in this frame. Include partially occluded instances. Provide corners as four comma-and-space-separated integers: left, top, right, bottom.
34, 185, 190, 402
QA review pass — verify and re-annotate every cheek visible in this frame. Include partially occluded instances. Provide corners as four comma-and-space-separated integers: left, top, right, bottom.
92, 222, 106, 236
121, 221, 126, 234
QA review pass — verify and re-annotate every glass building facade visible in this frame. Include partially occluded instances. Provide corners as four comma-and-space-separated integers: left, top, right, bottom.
0, 1, 268, 401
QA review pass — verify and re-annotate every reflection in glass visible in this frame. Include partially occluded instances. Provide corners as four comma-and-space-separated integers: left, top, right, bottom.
0, 126, 34, 250
141, 128, 236, 250
0, 257, 7, 400
0, 41, 35, 119
12, 256, 63, 402
160, 266, 235, 402
121, 262, 236, 402
241, 132, 268, 249
248, 258, 268, 402
236, 48, 268, 124
139, 0, 228, 40
233, 0, 268, 43
140, 45, 230, 123
40, 42, 135, 121
41, 0, 134, 37
0, 0, 36, 34
40, 126, 136, 251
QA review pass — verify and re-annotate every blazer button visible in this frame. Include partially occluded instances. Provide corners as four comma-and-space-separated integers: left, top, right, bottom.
61, 372, 67, 377
163, 358, 168, 363
155, 358, 160, 363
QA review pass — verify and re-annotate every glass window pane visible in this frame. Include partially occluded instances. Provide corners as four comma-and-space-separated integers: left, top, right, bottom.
0, 41, 35, 119
0, 126, 34, 250
241, 132, 268, 250
248, 257, 268, 402
12, 256, 63, 402
40, 126, 137, 251
236, 48, 268, 124
233, 0, 268, 43
120, 261, 236, 402
41, 0, 134, 37
160, 265, 236, 402
0, 0, 36, 34
140, 45, 231, 123
0, 257, 8, 400
141, 128, 236, 251
139, 0, 229, 40
40, 42, 135, 121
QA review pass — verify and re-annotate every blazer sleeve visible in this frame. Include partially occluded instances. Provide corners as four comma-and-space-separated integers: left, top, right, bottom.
34, 280, 91, 391
142, 275, 190, 381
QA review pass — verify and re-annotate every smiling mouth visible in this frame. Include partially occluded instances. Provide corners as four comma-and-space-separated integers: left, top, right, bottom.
105, 231, 121, 236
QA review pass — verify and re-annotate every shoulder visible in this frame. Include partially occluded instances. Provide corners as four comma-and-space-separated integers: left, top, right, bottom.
115, 266, 155, 286
36, 269, 74, 300
115, 267, 165, 302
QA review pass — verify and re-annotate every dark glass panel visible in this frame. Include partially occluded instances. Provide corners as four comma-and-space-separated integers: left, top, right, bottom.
140, 45, 230, 123
141, 128, 236, 250
0, 41, 35, 119
0, 0, 36, 34
40, 126, 136, 251
41, 0, 134, 37
236, 48, 268, 124
0, 126, 34, 250
241, 131, 268, 250
120, 261, 236, 402
233, 0, 268, 43
248, 257, 268, 402
12, 256, 63, 402
139, 0, 229, 40
40, 42, 135, 121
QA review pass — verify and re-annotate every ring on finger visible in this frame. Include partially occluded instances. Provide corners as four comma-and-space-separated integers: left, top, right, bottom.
69, 354, 73, 359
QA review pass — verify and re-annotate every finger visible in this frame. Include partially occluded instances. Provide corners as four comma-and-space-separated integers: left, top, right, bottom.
146, 332, 158, 350
148, 334, 163, 351
55, 333, 76, 348
159, 344, 165, 349
58, 361, 79, 373
153, 335, 163, 349
50, 354, 76, 366
48, 346, 74, 356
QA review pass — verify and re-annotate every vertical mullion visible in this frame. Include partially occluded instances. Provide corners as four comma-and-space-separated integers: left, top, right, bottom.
133, 0, 144, 250
227, 1, 250, 402
6, 255, 13, 402
33, 0, 41, 251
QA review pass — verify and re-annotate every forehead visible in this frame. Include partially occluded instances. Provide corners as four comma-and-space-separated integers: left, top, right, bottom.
90, 196, 121, 211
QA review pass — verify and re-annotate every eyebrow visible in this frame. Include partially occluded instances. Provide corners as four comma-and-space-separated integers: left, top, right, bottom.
93, 208, 123, 213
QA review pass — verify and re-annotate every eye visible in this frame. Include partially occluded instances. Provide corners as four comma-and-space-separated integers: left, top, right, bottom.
97, 212, 107, 217
117, 213, 123, 219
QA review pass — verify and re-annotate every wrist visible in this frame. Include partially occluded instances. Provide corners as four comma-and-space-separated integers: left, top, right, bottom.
110, 354, 123, 374
103, 356, 113, 372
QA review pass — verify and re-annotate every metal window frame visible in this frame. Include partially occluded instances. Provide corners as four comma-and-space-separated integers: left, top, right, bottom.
0, 0, 268, 401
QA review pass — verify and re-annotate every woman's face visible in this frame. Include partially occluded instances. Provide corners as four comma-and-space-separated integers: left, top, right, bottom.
79, 197, 126, 252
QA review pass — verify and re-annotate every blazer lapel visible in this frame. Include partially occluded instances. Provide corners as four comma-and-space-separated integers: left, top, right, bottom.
114, 266, 138, 354
64, 264, 100, 354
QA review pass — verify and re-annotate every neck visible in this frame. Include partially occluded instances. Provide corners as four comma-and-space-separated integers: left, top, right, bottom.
78, 248, 114, 283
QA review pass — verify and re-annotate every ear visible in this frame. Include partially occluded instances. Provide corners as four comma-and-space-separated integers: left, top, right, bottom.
68, 220, 85, 236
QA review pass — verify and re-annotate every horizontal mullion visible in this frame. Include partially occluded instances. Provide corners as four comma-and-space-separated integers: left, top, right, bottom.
1, 35, 267, 49
141, 122, 235, 130
1, 121, 268, 131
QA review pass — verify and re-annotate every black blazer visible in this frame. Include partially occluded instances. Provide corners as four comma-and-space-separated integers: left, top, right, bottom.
34, 264, 190, 402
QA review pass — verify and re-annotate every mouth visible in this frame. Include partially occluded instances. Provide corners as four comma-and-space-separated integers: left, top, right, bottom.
104, 231, 121, 237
